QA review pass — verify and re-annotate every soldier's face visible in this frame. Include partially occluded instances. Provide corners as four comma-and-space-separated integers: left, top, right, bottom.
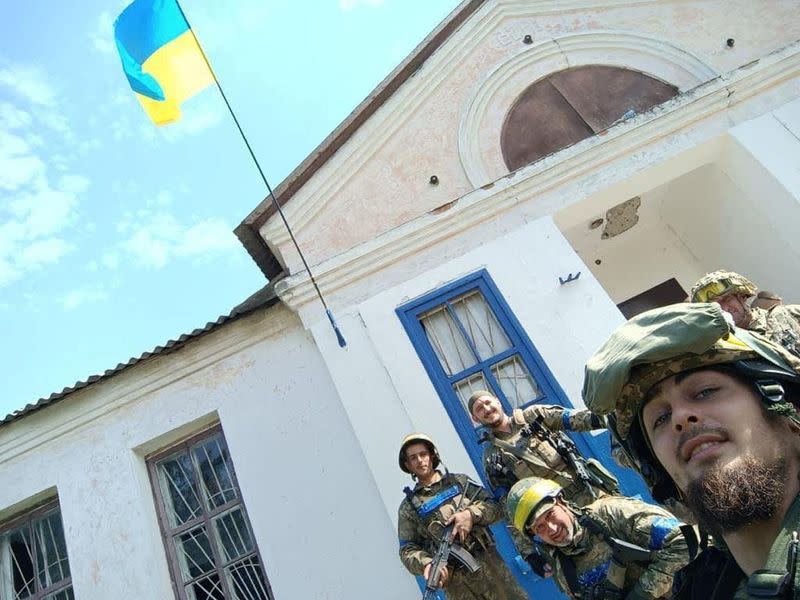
529, 503, 575, 547
404, 443, 434, 479
471, 395, 505, 427
715, 293, 751, 327
641, 369, 783, 492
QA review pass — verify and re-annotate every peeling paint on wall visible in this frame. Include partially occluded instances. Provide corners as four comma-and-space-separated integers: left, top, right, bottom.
602, 196, 641, 238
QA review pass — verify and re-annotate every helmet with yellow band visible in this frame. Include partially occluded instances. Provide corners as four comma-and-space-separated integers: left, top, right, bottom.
398, 433, 441, 474
690, 270, 757, 303
583, 302, 800, 502
505, 477, 563, 534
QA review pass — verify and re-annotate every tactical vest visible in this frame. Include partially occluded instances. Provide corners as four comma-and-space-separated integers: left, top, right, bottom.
752, 307, 800, 358
403, 473, 494, 555
489, 410, 618, 502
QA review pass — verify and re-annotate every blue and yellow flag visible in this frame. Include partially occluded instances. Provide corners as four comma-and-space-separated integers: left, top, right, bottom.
114, 0, 213, 125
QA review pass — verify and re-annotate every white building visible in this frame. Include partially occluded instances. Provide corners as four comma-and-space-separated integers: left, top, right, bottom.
3, 1, 800, 598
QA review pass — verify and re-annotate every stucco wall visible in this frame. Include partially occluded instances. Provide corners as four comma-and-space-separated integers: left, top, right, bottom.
0, 305, 416, 600
263, 0, 800, 270
308, 216, 625, 521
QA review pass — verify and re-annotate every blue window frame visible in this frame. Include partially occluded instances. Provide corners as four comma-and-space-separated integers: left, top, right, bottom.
397, 269, 580, 469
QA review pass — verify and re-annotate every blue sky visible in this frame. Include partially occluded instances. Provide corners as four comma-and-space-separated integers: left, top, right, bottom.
0, 0, 460, 416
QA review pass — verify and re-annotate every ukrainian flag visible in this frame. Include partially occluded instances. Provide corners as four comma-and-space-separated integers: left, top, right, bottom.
114, 0, 213, 125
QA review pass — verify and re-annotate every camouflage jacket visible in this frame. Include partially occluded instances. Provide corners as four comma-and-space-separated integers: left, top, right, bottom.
397, 472, 501, 575
673, 492, 800, 600
749, 305, 800, 358
549, 496, 691, 600
482, 405, 609, 502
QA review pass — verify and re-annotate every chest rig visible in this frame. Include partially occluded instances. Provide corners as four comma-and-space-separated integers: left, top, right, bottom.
403, 474, 493, 553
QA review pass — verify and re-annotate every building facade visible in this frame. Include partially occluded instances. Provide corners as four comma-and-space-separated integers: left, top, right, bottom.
3, 1, 800, 598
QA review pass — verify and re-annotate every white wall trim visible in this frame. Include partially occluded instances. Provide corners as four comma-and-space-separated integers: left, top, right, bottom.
275, 41, 800, 312
458, 30, 718, 186
0, 305, 298, 464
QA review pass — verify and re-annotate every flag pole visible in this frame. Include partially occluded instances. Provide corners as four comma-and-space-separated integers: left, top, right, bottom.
174, 0, 346, 348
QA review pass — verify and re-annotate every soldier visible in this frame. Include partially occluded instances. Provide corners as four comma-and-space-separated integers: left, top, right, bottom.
583, 302, 800, 598
505, 477, 693, 599
468, 390, 619, 575
396, 433, 528, 600
691, 270, 800, 356
752, 291, 783, 311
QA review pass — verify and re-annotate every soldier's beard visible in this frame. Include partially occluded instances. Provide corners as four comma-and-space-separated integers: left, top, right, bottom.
684, 454, 787, 535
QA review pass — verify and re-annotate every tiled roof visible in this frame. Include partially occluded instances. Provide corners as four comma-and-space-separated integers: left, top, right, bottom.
1, 284, 280, 427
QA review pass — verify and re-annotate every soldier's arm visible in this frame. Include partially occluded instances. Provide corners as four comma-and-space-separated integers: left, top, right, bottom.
601, 499, 691, 599
397, 501, 432, 576
460, 475, 504, 526
523, 404, 605, 433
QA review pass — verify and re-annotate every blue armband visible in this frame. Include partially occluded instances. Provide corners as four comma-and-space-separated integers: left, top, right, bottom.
649, 516, 681, 549
417, 485, 460, 517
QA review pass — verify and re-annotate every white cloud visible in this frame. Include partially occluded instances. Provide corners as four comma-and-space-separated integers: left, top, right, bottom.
0, 74, 88, 288
177, 219, 238, 257
0, 64, 56, 106
339, 0, 385, 10
101, 252, 120, 270
0, 102, 32, 130
160, 95, 224, 142
118, 210, 237, 268
90, 11, 116, 56
61, 285, 110, 311
17, 238, 74, 269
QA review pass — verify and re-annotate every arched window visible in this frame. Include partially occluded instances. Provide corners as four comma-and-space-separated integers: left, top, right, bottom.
501, 65, 678, 171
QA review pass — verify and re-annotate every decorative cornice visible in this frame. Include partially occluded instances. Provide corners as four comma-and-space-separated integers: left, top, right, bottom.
275, 41, 800, 311
0, 305, 298, 465
458, 30, 718, 186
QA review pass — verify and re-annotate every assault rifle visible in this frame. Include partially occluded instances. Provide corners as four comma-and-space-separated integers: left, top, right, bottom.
523, 415, 608, 499
421, 486, 481, 600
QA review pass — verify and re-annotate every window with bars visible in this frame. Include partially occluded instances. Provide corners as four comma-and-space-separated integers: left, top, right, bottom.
419, 288, 544, 416
148, 427, 273, 600
0, 500, 73, 600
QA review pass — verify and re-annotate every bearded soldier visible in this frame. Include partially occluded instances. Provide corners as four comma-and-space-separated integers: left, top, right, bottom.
583, 302, 800, 599
396, 433, 527, 600
691, 270, 800, 357
505, 477, 693, 599
468, 390, 619, 575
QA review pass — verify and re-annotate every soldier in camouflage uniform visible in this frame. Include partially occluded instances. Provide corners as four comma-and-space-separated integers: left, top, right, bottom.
468, 390, 619, 574
691, 270, 800, 357
396, 433, 528, 600
505, 477, 693, 599
583, 302, 800, 599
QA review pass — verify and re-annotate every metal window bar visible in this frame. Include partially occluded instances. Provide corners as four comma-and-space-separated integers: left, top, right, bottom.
147, 426, 274, 600
421, 292, 544, 417
0, 502, 73, 600
160, 455, 203, 526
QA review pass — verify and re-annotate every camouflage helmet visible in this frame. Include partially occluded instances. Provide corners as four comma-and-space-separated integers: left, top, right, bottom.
506, 477, 563, 534
583, 302, 800, 502
398, 433, 441, 474
690, 270, 757, 303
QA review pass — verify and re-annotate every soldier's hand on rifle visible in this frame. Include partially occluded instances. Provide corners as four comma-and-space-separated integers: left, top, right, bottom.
446, 509, 474, 543
423, 562, 450, 588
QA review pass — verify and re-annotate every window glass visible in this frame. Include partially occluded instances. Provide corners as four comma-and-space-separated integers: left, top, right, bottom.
150, 429, 274, 600
0, 504, 73, 600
